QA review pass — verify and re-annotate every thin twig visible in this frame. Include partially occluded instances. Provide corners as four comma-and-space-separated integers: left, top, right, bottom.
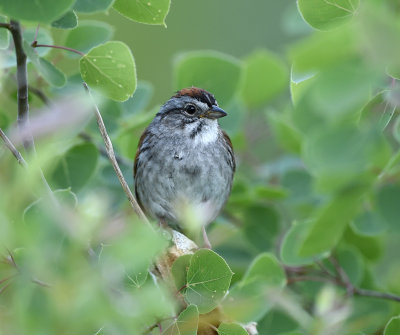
0, 128, 28, 167
82, 83, 150, 225
329, 255, 354, 296
32, 43, 85, 57
287, 275, 338, 286
353, 287, 400, 303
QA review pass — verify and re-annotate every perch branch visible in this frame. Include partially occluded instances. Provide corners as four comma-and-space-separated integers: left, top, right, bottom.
82, 83, 150, 225
286, 256, 400, 303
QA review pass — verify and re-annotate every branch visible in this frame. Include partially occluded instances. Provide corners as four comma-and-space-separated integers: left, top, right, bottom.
287, 256, 400, 304
9, 20, 33, 151
0, 128, 28, 167
82, 83, 150, 225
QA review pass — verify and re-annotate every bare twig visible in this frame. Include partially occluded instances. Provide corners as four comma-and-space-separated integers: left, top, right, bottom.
353, 287, 400, 302
288, 255, 400, 304
82, 83, 150, 225
0, 128, 28, 167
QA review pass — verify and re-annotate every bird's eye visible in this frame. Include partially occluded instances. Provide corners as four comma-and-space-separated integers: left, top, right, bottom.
185, 104, 197, 115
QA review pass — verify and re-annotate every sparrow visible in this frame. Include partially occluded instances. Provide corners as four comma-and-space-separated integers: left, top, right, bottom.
134, 87, 235, 247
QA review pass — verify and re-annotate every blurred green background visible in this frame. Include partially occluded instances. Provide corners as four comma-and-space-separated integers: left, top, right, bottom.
87, 0, 302, 102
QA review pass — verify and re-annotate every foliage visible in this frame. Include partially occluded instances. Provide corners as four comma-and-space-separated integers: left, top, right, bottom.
1, 0, 400, 335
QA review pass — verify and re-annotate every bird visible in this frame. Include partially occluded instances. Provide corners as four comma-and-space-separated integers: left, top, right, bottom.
134, 87, 235, 248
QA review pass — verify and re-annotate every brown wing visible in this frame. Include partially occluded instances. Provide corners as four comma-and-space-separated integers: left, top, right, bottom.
222, 130, 236, 173
133, 128, 151, 215
134, 128, 150, 178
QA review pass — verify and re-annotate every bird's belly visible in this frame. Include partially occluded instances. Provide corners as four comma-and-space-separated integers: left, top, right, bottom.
139, 149, 230, 225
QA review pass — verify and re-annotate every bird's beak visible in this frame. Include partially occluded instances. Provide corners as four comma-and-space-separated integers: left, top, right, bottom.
202, 105, 227, 119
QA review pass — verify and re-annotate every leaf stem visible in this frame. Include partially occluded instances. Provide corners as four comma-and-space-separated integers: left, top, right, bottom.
32, 43, 85, 57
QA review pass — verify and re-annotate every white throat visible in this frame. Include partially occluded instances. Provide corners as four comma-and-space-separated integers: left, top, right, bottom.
185, 120, 219, 146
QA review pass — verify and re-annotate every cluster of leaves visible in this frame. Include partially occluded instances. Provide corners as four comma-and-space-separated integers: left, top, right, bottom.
1, 0, 400, 334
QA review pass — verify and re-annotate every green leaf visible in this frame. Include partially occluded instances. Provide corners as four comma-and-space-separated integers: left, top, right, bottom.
163, 305, 199, 335
51, 11, 78, 29
351, 211, 387, 236
240, 49, 288, 108
51, 142, 99, 191
376, 184, 400, 232
299, 186, 368, 257
171, 254, 192, 290
113, 0, 170, 26
0, 0, 75, 23
0, 15, 9, 49
297, 0, 360, 31
184, 249, 233, 314
303, 125, 390, 192
337, 246, 364, 286
23, 41, 66, 87
65, 21, 113, 55
174, 51, 242, 106
384, 316, 400, 335
23, 27, 53, 57
74, 0, 114, 13
218, 323, 247, 335
222, 254, 285, 323
243, 205, 280, 252
242, 253, 286, 288
80, 41, 137, 102
268, 112, 302, 154
281, 220, 328, 266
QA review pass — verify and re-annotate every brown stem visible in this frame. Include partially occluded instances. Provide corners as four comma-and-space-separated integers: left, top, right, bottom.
33, 43, 85, 57
0, 22, 10, 29
9, 20, 33, 150
82, 83, 150, 225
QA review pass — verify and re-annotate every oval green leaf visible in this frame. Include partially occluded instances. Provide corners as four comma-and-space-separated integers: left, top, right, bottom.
384, 316, 400, 335
240, 49, 288, 108
0, 0, 75, 23
74, 0, 114, 13
222, 253, 285, 323
174, 51, 242, 106
218, 323, 248, 335
51, 142, 99, 191
51, 10, 78, 29
80, 41, 137, 102
163, 305, 199, 335
297, 0, 360, 31
281, 220, 327, 266
113, 0, 170, 26
184, 249, 233, 314
65, 21, 113, 55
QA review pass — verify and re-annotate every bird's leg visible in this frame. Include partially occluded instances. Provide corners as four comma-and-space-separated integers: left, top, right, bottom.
202, 226, 212, 249
158, 218, 168, 229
